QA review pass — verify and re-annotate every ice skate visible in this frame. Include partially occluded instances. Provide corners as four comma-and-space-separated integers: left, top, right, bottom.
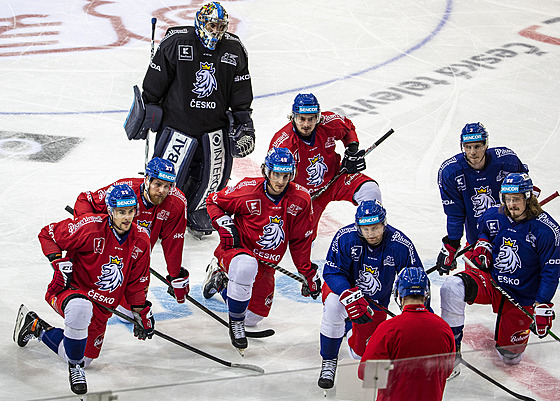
68, 361, 87, 395
203, 259, 228, 299
13, 304, 52, 347
229, 317, 248, 355
318, 357, 338, 390
447, 349, 461, 381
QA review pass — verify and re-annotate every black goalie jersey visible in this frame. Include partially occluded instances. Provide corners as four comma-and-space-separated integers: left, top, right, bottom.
142, 26, 253, 138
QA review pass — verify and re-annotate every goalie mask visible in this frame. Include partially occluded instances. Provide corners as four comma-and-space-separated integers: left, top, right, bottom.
195, 2, 229, 50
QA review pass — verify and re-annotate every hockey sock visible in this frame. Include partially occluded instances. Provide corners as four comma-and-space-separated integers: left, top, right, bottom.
228, 298, 249, 321
320, 333, 344, 360
344, 319, 352, 336
451, 325, 464, 351
63, 336, 87, 364
219, 287, 228, 303
41, 328, 64, 354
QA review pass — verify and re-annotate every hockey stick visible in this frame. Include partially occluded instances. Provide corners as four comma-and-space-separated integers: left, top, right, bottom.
365, 296, 396, 317
92, 299, 265, 374
425, 243, 475, 275
148, 267, 275, 338
539, 190, 559, 206
142, 17, 158, 172
459, 357, 535, 401
310, 128, 395, 201
462, 257, 560, 342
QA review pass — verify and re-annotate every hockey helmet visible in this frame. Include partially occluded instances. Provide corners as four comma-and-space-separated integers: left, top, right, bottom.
460, 122, 488, 149
145, 157, 176, 183
264, 147, 296, 181
500, 172, 533, 201
105, 184, 138, 215
355, 200, 386, 236
394, 266, 430, 300
195, 2, 229, 50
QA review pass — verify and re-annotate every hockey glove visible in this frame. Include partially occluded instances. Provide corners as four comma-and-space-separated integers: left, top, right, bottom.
132, 301, 155, 340
166, 267, 190, 304
340, 142, 366, 174
471, 239, 493, 271
436, 236, 460, 276
227, 110, 255, 158
301, 263, 321, 300
340, 287, 374, 324
215, 215, 240, 250
531, 303, 555, 338
47, 257, 73, 296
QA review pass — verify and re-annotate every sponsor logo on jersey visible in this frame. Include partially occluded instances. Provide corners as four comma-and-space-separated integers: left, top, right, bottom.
173, 232, 184, 239
548, 258, 560, 265
192, 62, 217, 98
455, 174, 466, 192
494, 237, 521, 275
486, 219, 500, 236
351, 245, 363, 261
246, 199, 261, 215
525, 232, 536, 248
496, 170, 509, 182
383, 255, 395, 267
495, 148, 516, 158
471, 186, 497, 218
93, 333, 105, 349
537, 213, 560, 246
157, 210, 170, 221
150, 62, 161, 71
94, 237, 105, 254
306, 154, 327, 187
442, 199, 454, 205
390, 231, 417, 264
131, 246, 143, 260
178, 45, 193, 61
234, 73, 250, 82
287, 203, 302, 216
68, 215, 103, 235
221, 52, 238, 66
325, 136, 336, 148
95, 256, 124, 293
271, 132, 289, 148
257, 216, 285, 250
510, 329, 530, 344
357, 265, 382, 297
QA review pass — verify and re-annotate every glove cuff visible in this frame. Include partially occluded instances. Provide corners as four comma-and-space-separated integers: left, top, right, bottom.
442, 235, 460, 250
215, 215, 234, 227
345, 142, 359, 154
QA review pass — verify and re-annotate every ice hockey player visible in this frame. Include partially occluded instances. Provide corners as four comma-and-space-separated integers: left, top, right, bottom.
125, 1, 254, 237
436, 122, 528, 275
318, 201, 423, 389
73, 157, 190, 307
440, 172, 559, 370
14, 184, 154, 396
359, 267, 455, 401
203, 147, 321, 352
269, 93, 382, 238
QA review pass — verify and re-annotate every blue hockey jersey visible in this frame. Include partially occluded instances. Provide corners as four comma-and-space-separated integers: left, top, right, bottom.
438, 147, 527, 245
323, 223, 422, 310
477, 206, 560, 305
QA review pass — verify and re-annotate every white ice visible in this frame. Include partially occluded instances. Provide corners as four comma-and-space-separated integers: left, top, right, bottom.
1, 0, 559, 400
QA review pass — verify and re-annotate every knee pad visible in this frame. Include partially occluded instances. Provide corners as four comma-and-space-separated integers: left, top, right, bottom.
245, 310, 265, 327
227, 254, 258, 302
353, 180, 382, 205
440, 276, 467, 327
320, 293, 347, 339
63, 297, 93, 340
496, 346, 523, 365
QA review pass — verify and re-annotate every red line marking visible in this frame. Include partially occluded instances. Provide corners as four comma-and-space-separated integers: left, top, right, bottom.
1, 31, 59, 38
463, 323, 560, 401
519, 25, 560, 45
0, 40, 57, 48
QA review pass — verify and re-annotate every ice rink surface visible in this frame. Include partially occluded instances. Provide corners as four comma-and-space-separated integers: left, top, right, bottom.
1, 0, 559, 400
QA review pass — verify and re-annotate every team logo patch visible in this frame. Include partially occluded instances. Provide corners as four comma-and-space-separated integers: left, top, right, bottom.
95, 256, 124, 293
350, 246, 363, 261
325, 137, 336, 148
93, 237, 105, 254
131, 246, 143, 260
220, 52, 238, 66
455, 174, 466, 191
192, 62, 217, 98
357, 265, 382, 297
306, 154, 327, 187
287, 203, 302, 216
383, 255, 395, 267
178, 45, 193, 61
246, 199, 261, 215
137, 220, 151, 234
471, 186, 496, 218
494, 237, 521, 275
257, 216, 285, 250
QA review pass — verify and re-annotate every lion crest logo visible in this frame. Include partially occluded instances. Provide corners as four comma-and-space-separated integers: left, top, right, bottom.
356, 265, 382, 297
494, 237, 521, 274
257, 216, 285, 250
306, 154, 327, 187
95, 256, 124, 292
192, 62, 217, 98
471, 186, 497, 217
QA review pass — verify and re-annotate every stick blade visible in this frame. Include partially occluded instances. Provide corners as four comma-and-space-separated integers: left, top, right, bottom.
231, 363, 265, 375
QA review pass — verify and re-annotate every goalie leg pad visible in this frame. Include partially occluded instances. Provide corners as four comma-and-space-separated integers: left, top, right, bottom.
153, 126, 198, 190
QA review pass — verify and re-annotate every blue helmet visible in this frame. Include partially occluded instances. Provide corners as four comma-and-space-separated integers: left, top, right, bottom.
460, 122, 488, 148
146, 157, 176, 183
394, 267, 430, 299
264, 147, 296, 181
500, 172, 533, 201
355, 200, 386, 235
105, 184, 138, 215
292, 93, 320, 116
195, 2, 229, 50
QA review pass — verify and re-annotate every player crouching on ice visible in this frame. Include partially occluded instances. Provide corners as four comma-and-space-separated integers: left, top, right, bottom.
203, 147, 321, 353
14, 184, 154, 396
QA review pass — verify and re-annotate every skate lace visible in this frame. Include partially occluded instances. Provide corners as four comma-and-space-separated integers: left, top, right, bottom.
69, 364, 86, 385
230, 320, 245, 340
320, 359, 337, 380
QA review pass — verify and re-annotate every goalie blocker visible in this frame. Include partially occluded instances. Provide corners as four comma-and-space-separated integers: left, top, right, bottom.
154, 127, 233, 235
124, 85, 162, 140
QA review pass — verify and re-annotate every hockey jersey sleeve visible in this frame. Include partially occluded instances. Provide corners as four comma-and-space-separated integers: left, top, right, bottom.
123, 229, 151, 307
536, 217, 560, 303
227, 34, 253, 113
286, 193, 314, 279
38, 216, 98, 256
338, 115, 359, 147
141, 28, 178, 105
73, 185, 111, 216
159, 190, 188, 277
323, 229, 354, 295
437, 160, 466, 241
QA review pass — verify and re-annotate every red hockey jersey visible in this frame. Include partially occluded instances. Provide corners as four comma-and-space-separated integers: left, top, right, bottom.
38, 214, 151, 308
73, 177, 187, 277
269, 111, 359, 196
206, 177, 314, 278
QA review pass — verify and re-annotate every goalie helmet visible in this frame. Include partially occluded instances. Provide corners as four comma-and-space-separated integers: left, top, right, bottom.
355, 200, 386, 235
460, 122, 488, 149
145, 157, 176, 183
500, 172, 533, 201
195, 2, 229, 50
264, 147, 296, 181
105, 184, 138, 215
394, 267, 430, 301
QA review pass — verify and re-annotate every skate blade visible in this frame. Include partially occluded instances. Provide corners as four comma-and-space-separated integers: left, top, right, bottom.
447, 368, 461, 381
13, 304, 29, 343
235, 347, 246, 357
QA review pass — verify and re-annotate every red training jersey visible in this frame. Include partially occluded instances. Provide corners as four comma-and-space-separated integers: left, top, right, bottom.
269, 111, 359, 196
73, 177, 187, 277
38, 214, 151, 308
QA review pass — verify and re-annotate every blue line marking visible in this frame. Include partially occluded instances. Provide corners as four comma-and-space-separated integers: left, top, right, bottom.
0, 1, 452, 116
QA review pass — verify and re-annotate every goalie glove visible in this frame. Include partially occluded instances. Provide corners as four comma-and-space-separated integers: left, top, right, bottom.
214, 215, 240, 250
471, 239, 493, 271
340, 287, 374, 324
166, 267, 190, 304
227, 110, 255, 158
47, 256, 73, 296
301, 263, 321, 300
340, 142, 366, 174
132, 301, 155, 340
436, 236, 460, 276
531, 303, 555, 338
